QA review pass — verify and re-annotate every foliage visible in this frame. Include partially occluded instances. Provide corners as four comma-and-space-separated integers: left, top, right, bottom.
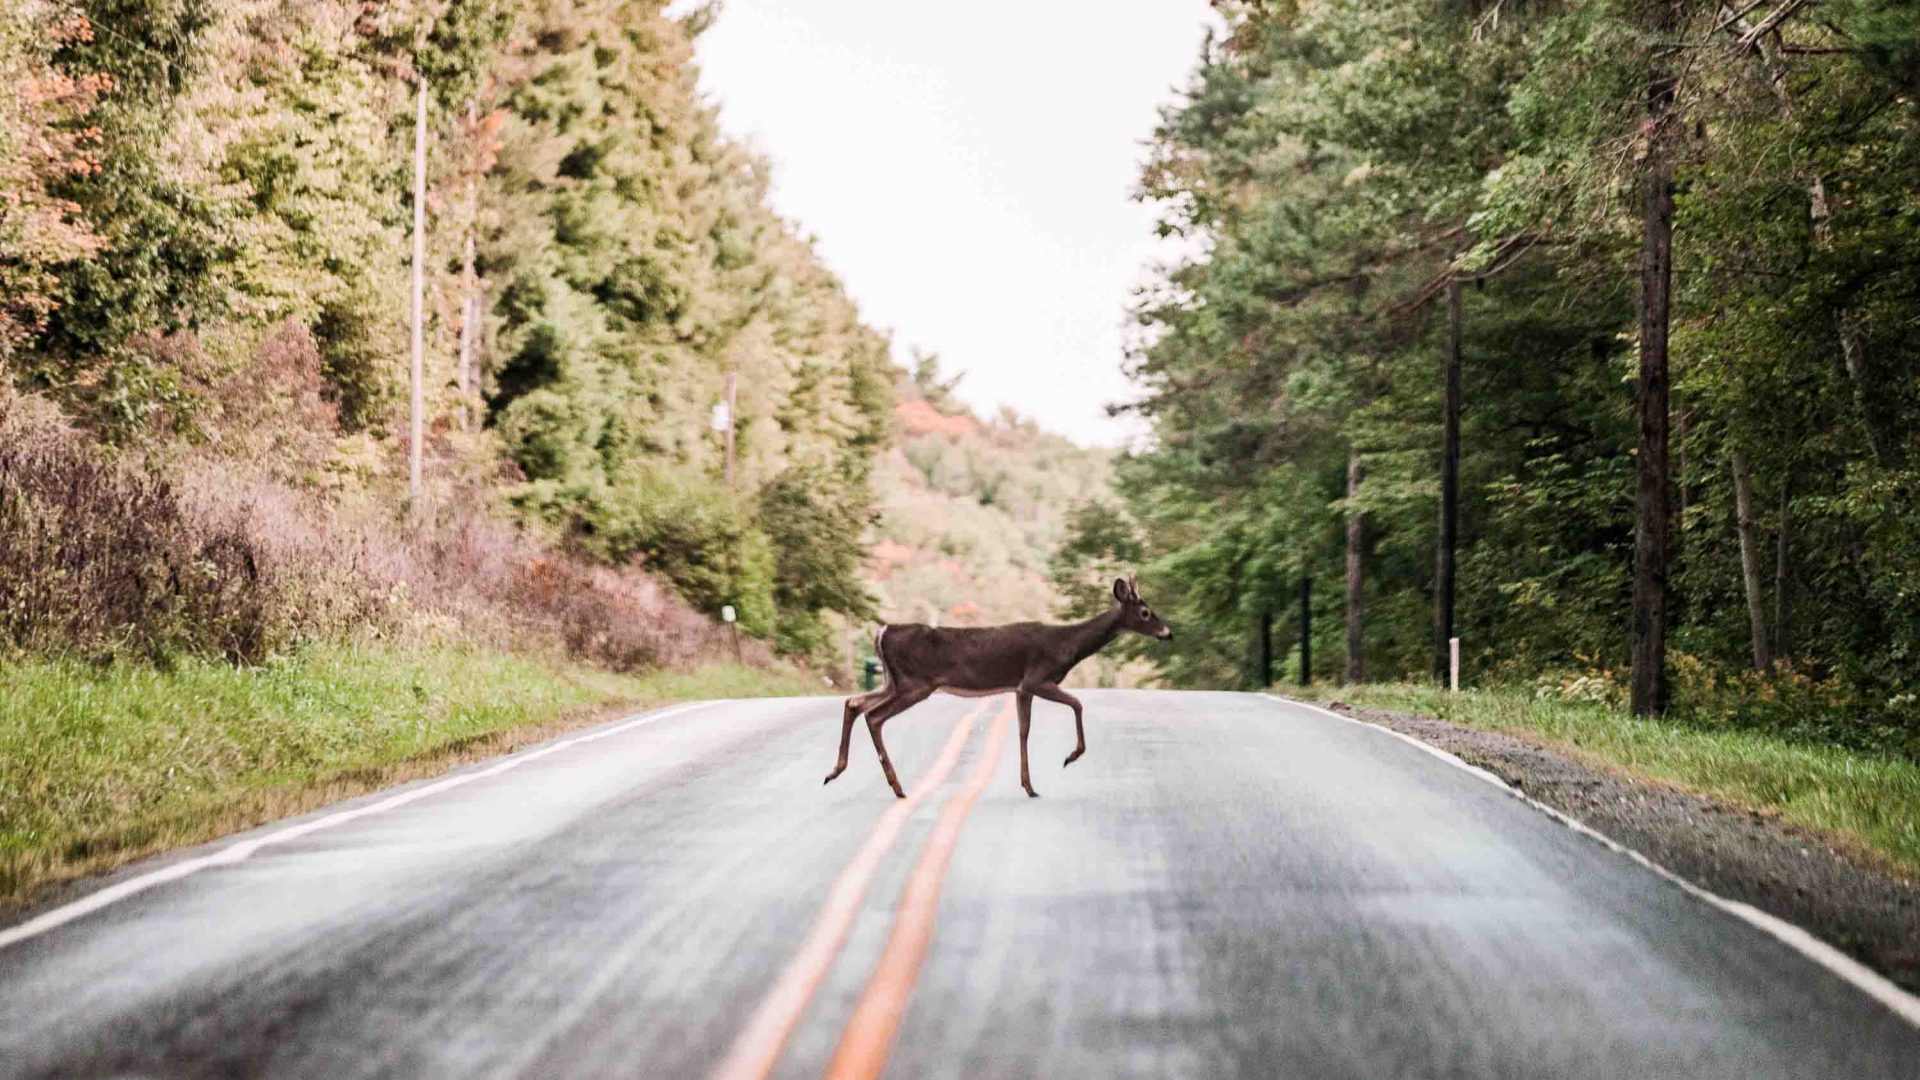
0, 2, 105, 364
758, 464, 877, 656
0, 0, 891, 663
1120, 0, 1920, 743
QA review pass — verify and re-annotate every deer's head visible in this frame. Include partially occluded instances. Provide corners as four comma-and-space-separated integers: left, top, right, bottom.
1113, 576, 1172, 641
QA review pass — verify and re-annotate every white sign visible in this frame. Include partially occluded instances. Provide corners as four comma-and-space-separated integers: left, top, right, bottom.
721, 604, 736, 623
710, 402, 731, 432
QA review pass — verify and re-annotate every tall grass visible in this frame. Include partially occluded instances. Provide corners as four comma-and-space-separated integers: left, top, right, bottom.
0, 643, 821, 907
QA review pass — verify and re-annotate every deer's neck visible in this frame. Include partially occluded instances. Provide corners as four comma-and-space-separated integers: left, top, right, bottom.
1063, 607, 1125, 668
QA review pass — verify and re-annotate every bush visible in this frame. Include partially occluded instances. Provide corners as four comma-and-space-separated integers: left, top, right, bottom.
533, 467, 779, 636
0, 391, 297, 663
0, 388, 768, 674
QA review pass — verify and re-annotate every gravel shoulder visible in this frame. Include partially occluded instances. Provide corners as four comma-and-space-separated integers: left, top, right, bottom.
1320, 698, 1920, 995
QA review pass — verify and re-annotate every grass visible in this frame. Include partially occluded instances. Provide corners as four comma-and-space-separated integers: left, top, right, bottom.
0, 642, 824, 911
1322, 683, 1920, 881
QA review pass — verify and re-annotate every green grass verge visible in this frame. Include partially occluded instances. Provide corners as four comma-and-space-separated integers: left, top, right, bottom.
1324, 683, 1920, 881
0, 643, 823, 910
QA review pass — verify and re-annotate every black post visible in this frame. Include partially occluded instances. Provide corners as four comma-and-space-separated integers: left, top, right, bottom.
1434, 274, 1461, 682
1257, 607, 1272, 687
1298, 574, 1312, 687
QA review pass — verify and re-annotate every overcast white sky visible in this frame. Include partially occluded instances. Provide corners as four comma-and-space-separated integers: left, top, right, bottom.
689, 1, 1216, 447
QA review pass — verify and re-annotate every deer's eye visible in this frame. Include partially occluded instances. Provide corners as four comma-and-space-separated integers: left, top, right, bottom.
1140, 606, 1152, 618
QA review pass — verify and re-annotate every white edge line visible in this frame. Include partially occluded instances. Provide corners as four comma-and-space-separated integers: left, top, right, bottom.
1260, 692, 1920, 1030
0, 699, 719, 952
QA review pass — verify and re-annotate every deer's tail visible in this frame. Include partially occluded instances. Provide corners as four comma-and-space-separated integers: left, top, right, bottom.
872, 625, 897, 691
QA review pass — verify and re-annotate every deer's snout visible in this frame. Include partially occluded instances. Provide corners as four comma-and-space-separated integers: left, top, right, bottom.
1157, 627, 1174, 641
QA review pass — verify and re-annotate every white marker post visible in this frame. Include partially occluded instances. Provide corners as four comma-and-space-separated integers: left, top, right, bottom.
722, 603, 740, 663
1449, 636, 1460, 692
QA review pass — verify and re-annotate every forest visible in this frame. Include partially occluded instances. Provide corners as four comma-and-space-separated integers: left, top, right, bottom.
0, 0, 891, 670
1055, 0, 1920, 754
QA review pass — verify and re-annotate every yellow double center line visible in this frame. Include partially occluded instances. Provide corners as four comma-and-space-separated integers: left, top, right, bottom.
711, 697, 1014, 1080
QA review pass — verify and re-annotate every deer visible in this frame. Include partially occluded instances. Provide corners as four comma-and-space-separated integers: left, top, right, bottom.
824, 576, 1172, 799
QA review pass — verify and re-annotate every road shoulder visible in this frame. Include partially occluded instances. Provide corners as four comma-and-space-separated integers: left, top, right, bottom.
1316, 698, 1920, 996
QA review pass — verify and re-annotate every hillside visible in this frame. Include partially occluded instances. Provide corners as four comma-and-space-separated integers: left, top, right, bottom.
860, 357, 1147, 686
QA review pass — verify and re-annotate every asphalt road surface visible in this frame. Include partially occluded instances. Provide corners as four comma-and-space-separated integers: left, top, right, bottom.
3, 691, 1916, 1079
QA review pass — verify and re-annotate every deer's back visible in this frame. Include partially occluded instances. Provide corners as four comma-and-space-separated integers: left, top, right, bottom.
879, 622, 1052, 693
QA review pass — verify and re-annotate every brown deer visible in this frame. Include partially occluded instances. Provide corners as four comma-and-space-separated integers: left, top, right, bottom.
825, 576, 1172, 798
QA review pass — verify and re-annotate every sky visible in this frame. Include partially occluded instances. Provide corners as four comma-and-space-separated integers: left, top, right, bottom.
688, 1, 1217, 447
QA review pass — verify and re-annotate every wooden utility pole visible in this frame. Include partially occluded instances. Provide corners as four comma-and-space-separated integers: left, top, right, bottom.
1297, 573, 1312, 688
1344, 450, 1364, 685
409, 75, 428, 503
1630, 0, 1678, 716
1774, 474, 1791, 661
1434, 273, 1462, 682
724, 371, 738, 488
1256, 607, 1272, 688
1730, 450, 1771, 671
457, 102, 478, 428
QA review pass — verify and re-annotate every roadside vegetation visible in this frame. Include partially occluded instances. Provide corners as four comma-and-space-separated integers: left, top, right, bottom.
1326, 683, 1920, 881
0, 644, 818, 910
1051, 1, 1920, 761
0, 0, 883, 906
1, 0, 887, 670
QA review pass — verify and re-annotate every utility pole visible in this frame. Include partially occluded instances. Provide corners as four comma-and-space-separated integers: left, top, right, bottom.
1630, 0, 1679, 716
1434, 272, 1461, 682
1256, 607, 1271, 688
724, 370, 738, 488
1344, 450, 1364, 685
1297, 573, 1312, 688
409, 74, 428, 504
457, 101, 478, 429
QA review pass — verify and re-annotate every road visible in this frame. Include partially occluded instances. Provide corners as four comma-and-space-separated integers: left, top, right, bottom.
2, 691, 1915, 1079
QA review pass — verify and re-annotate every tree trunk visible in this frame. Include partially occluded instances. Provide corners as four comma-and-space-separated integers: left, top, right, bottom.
408, 75, 428, 505
1774, 473, 1791, 661
1434, 273, 1461, 683
1730, 450, 1771, 671
1630, 0, 1677, 716
1344, 450, 1364, 685
1298, 573, 1312, 688
1256, 607, 1272, 688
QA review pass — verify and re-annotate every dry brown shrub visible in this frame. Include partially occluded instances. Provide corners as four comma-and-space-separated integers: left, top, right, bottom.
0, 390, 295, 662
3, 383, 761, 672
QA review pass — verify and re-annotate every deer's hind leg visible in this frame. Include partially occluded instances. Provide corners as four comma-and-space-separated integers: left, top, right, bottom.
1016, 691, 1038, 797
825, 689, 888, 785
863, 685, 933, 798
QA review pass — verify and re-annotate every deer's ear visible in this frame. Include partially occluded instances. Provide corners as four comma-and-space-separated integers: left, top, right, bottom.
1113, 577, 1134, 603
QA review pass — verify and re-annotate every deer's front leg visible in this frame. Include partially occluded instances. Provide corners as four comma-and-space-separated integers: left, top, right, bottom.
1029, 683, 1085, 768
1016, 692, 1038, 797
826, 690, 885, 785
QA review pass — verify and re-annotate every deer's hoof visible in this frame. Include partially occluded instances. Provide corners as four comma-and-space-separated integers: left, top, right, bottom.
1024, 787, 1040, 798
892, 788, 907, 800
1062, 752, 1082, 768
